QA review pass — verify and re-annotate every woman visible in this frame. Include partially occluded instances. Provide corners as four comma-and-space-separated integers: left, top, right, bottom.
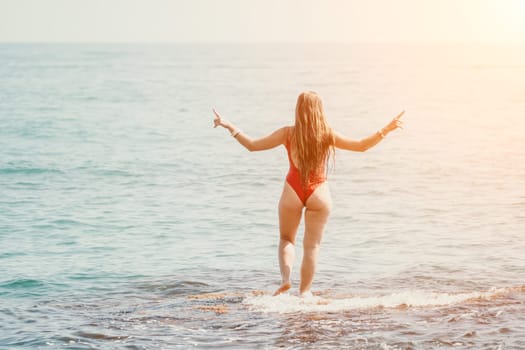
213, 91, 404, 296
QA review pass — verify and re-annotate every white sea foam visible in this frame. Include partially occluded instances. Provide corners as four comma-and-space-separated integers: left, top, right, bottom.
244, 287, 514, 314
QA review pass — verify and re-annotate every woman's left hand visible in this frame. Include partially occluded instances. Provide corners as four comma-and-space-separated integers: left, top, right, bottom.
383, 110, 405, 133
213, 108, 231, 129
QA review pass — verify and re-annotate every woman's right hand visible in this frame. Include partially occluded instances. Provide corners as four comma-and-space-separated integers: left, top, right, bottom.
383, 110, 405, 134
213, 108, 231, 129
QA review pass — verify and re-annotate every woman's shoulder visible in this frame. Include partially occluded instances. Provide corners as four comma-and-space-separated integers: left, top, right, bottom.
278, 126, 293, 146
283, 125, 294, 133
274, 126, 293, 137
284, 125, 294, 137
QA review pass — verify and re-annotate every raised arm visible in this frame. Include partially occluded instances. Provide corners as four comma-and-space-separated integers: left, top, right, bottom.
213, 108, 287, 152
335, 111, 404, 152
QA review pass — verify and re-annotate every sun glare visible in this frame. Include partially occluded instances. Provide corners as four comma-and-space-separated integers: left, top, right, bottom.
493, 0, 525, 43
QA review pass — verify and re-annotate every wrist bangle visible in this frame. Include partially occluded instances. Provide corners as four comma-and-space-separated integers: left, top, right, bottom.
231, 129, 241, 138
378, 129, 386, 138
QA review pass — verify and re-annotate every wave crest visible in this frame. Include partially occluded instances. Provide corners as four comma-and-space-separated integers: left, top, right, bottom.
244, 286, 524, 313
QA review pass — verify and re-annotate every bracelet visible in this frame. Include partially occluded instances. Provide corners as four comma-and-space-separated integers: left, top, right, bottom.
231, 129, 241, 138
378, 129, 386, 138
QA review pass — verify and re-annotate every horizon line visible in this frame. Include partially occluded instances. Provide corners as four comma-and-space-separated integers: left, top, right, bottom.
1, 40, 524, 46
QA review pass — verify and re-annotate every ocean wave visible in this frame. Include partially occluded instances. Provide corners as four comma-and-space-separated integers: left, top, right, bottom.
0, 167, 63, 175
243, 286, 525, 314
0, 278, 45, 290
0, 252, 28, 259
137, 279, 210, 296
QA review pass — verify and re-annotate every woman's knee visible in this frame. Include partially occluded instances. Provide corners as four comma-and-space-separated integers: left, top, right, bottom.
303, 240, 321, 251
302, 243, 321, 262
280, 235, 296, 245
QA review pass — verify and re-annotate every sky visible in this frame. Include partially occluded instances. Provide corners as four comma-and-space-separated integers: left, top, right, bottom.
0, 0, 524, 44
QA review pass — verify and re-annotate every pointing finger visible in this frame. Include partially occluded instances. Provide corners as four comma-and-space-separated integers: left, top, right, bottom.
395, 110, 405, 120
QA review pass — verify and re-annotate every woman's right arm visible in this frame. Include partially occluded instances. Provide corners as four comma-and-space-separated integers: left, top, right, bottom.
334, 132, 367, 152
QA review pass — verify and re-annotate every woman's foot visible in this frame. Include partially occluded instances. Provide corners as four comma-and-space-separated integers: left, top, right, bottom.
299, 290, 313, 298
273, 281, 291, 296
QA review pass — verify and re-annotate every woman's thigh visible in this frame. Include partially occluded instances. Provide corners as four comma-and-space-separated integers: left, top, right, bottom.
278, 182, 304, 243
304, 183, 332, 247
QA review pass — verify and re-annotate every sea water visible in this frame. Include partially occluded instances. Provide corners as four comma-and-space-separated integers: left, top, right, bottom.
1, 43, 524, 349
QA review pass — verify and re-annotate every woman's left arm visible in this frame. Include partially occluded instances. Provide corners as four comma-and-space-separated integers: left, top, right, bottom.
213, 108, 287, 152
336, 110, 404, 152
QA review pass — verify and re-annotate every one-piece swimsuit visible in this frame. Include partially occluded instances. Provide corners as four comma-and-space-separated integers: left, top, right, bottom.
285, 129, 327, 205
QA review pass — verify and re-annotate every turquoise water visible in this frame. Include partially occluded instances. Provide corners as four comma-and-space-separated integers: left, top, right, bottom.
1, 43, 525, 349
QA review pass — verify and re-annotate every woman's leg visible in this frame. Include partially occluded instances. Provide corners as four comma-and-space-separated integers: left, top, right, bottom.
300, 183, 332, 295
274, 182, 303, 296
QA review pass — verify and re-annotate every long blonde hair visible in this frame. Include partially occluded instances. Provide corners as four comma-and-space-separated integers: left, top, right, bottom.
291, 91, 335, 185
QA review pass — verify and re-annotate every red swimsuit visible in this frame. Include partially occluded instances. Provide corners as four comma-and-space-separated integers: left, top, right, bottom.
285, 135, 327, 205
